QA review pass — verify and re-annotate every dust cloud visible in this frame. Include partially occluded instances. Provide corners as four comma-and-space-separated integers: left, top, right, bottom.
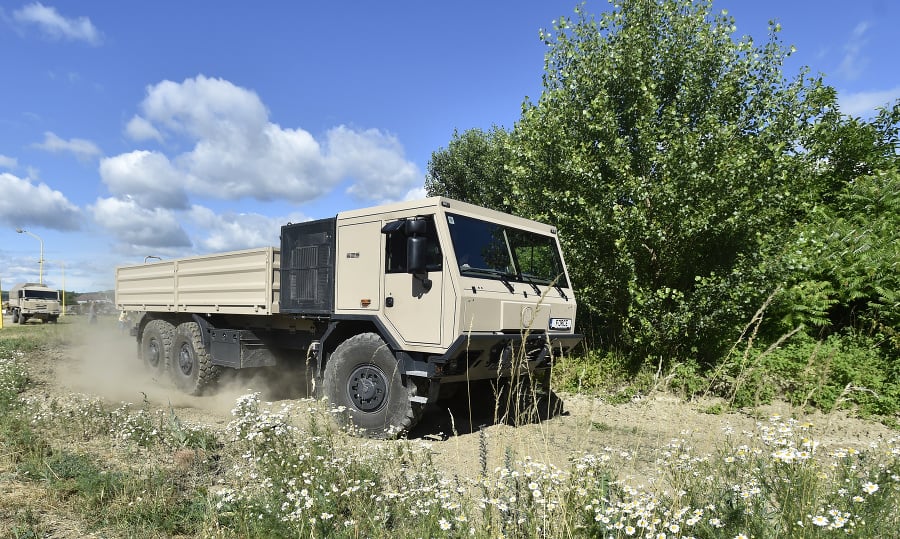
61, 319, 312, 421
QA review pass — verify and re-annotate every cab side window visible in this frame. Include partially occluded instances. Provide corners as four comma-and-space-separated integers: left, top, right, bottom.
385, 216, 442, 273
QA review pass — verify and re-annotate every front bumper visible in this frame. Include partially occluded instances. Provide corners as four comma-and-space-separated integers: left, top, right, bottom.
403, 332, 582, 385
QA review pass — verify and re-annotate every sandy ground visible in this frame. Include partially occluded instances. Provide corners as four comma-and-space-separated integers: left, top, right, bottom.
3, 315, 897, 537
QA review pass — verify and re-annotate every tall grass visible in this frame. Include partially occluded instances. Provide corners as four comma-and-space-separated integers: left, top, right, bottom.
2, 323, 899, 538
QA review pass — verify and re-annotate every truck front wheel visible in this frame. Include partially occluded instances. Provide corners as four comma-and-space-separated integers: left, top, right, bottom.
141, 319, 174, 375
170, 321, 221, 395
12, 310, 19, 324
322, 333, 420, 438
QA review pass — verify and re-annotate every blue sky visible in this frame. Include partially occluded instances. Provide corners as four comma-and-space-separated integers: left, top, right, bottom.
1, 1, 897, 293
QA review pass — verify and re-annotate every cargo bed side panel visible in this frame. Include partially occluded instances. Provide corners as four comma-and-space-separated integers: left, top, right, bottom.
115, 247, 280, 315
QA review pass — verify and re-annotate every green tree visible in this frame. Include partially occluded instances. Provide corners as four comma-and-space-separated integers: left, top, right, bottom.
776, 101, 900, 352
508, 0, 835, 365
430, 0, 836, 366
425, 127, 514, 212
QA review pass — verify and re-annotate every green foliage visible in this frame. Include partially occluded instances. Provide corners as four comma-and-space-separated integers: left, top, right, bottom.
776, 164, 900, 353
511, 0, 833, 365
719, 332, 900, 417
425, 127, 514, 211
675, 418, 900, 538
19, 451, 126, 507
551, 348, 629, 395
428, 0, 835, 368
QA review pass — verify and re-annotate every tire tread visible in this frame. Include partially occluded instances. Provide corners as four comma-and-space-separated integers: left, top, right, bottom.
171, 321, 221, 395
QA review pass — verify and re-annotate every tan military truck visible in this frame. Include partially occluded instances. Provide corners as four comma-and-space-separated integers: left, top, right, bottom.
115, 197, 581, 436
9, 282, 61, 324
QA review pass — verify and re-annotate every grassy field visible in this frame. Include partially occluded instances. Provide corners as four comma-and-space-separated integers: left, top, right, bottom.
2, 321, 899, 538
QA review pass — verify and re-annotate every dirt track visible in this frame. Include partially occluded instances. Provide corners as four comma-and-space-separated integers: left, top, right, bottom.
13, 316, 899, 483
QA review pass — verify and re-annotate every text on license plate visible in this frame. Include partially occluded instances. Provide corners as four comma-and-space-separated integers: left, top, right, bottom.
549, 318, 572, 330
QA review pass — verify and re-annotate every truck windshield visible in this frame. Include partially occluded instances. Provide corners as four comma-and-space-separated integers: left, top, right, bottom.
23, 290, 59, 300
445, 213, 569, 289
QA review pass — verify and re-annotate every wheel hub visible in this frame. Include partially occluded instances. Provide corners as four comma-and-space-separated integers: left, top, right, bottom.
347, 365, 388, 412
147, 340, 160, 367
178, 345, 194, 376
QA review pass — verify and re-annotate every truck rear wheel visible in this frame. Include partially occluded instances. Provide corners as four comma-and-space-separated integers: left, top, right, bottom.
141, 319, 174, 374
322, 333, 421, 438
170, 321, 221, 395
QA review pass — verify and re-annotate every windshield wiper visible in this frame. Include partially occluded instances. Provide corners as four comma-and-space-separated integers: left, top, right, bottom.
519, 273, 542, 295
459, 266, 515, 293
554, 283, 568, 301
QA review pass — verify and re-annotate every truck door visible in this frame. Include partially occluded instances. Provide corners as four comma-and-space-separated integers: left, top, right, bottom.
382, 216, 445, 345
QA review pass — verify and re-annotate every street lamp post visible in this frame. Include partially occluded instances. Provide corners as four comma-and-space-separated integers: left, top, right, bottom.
15, 228, 44, 284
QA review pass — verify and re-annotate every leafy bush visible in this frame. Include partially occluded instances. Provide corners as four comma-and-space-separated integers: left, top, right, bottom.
716, 332, 900, 417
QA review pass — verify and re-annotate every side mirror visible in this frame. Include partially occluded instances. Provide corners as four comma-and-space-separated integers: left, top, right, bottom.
407, 236, 427, 274
407, 236, 433, 291
405, 219, 426, 236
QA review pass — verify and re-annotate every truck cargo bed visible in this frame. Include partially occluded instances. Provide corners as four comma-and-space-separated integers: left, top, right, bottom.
115, 247, 281, 315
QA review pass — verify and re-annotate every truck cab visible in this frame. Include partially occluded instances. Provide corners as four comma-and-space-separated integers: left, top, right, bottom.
9, 282, 61, 324
281, 198, 581, 428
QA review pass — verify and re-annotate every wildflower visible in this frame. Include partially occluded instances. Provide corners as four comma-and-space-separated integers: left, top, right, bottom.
439, 518, 451, 531
811, 515, 829, 527
734, 534, 749, 539
624, 525, 636, 536
862, 482, 879, 494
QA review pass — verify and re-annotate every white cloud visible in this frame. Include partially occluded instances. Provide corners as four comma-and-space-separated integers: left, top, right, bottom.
12, 2, 101, 45
403, 186, 428, 201
33, 131, 102, 161
138, 76, 269, 140
327, 126, 421, 202
99, 150, 188, 209
93, 75, 424, 252
0, 154, 17, 169
840, 87, 900, 118
0, 172, 81, 230
91, 197, 191, 250
116, 75, 421, 206
837, 21, 871, 81
188, 205, 286, 252
125, 116, 163, 143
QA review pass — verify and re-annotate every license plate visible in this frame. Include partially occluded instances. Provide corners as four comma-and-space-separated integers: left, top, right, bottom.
549, 318, 572, 330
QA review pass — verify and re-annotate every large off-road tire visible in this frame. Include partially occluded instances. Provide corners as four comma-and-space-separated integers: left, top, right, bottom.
141, 319, 174, 375
322, 333, 421, 438
48, 315, 58, 324
170, 321, 221, 395
18, 313, 27, 325
12, 310, 19, 324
